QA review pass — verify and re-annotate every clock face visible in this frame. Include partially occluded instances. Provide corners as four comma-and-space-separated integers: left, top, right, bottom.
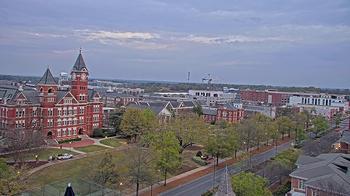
72, 73, 76, 80
81, 73, 86, 80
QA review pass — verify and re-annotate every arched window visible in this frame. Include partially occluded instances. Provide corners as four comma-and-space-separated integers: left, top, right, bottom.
48, 88, 53, 93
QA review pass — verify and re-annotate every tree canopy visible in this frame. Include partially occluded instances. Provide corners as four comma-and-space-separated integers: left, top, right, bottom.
231, 172, 272, 196
120, 108, 157, 142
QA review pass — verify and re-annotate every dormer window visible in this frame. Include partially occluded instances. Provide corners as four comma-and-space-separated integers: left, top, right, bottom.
48, 88, 53, 93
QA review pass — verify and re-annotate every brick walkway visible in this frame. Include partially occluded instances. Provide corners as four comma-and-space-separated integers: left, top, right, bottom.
140, 138, 291, 196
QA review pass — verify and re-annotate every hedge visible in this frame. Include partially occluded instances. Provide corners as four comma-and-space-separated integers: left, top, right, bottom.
58, 137, 82, 144
192, 156, 208, 166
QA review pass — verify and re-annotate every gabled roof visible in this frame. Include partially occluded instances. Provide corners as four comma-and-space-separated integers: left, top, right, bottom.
290, 153, 350, 195
339, 131, 350, 144
296, 155, 323, 166
72, 51, 88, 72
88, 89, 101, 102
220, 103, 239, 110
0, 85, 40, 105
127, 101, 172, 116
202, 107, 217, 116
37, 68, 58, 85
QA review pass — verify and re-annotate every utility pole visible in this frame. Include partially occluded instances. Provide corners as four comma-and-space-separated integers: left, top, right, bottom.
187, 72, 190, 83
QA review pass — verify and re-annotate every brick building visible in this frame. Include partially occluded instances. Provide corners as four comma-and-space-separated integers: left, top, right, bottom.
288, 153, 350, 196
240, 89, 290, 106
0, 51, 103, 141
202, 103, 245, 124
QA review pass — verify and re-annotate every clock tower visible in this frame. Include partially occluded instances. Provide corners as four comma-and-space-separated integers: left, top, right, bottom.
71, 49, 89, 103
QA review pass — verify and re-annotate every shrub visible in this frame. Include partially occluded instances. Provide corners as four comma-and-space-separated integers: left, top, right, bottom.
92, 128, 116, 138
192, 156, 207, 166
92, 128, 104, 138
58, 137, 81, 144
273, 181, 291, 196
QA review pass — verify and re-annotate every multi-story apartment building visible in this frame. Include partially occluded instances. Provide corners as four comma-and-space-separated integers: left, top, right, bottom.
202, 103, 245, 124
240, 89, 290, 106
188, 89, 237, 106
0, 51, 103, 141
288, 94, 349, 118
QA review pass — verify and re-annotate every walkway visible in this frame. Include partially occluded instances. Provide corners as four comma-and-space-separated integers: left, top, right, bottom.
139, 138, 291, 196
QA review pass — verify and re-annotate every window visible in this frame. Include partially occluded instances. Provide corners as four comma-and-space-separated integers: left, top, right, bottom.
68, 128, 71, 136
311, 190, 318, 196
47, 119, 53, 127
64, 98, 72, 104
79, 107, 85, 114
93, 105, 100, 113
48, 108, 54, 116
298, 180, 305, 190
93, 114, 99, 122
73, 128, 77, 135
57, 129, 61, 137
16, 108, 25, 118
47, 97, 55, 102
62, 129, 66, 136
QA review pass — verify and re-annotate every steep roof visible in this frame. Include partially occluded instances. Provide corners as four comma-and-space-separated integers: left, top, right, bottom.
202, 107, 217, 116
0, 85, 40, 105
72, 51, 88, 72
127, 101, 172, 116
339, 131, 350, 144
37, 68, 57, 85
290, 153, 350, 195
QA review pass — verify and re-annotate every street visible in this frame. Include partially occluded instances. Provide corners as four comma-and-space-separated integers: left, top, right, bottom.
161, 141, 292, 196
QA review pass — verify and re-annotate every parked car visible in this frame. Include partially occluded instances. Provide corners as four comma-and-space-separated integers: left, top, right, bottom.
57, 153, 73, 160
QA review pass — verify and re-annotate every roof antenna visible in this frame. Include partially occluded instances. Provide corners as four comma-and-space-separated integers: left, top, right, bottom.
79, 47, 82, 54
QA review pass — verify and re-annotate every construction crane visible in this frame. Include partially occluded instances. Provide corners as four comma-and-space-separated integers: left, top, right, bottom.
202, 74, 213, 84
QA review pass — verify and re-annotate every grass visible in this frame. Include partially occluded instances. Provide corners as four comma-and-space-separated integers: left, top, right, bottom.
75, 145, 109, 153
99, 137, 124, 148
26, 150, 124, 189
1, 148, 78, 161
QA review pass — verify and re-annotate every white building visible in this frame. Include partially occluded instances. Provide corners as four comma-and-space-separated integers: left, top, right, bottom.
288, 95, 349, 118
188, 90, 236, 106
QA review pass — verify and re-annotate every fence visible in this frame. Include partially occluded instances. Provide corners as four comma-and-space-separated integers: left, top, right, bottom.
24, 178, 122, 196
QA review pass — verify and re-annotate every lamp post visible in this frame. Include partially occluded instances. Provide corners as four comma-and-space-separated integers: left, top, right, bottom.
35, 154, 38, 164
119, 182, 123, 195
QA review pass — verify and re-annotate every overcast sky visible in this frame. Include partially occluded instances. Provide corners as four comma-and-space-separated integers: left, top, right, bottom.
0, 0, 349, 88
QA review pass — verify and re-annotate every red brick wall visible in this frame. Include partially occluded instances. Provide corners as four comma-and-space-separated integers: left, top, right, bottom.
241, 90, 268, 103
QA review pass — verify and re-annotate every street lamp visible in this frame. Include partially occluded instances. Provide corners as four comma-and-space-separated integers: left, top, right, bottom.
119, 182, 123, 195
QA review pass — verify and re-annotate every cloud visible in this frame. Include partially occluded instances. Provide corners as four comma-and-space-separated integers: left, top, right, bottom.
78, 30, 159, 41
181, 34, 296, 45
26, 32, 67, 38
73, 29, 172, 50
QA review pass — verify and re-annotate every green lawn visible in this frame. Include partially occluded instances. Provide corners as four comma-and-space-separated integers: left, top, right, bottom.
99, 138, 124, 148
27, 150, 123, 189
75, 145, 109, 153
1, 148, 78, 161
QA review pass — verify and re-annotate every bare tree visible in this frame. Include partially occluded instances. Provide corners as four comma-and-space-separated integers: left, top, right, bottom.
5, 128, 45, 163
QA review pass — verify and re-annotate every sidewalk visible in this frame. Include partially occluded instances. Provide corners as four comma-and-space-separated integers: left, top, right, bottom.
139, 138, 291, 196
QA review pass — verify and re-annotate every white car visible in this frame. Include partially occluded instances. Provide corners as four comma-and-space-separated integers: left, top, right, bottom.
57, 153, 73, 160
